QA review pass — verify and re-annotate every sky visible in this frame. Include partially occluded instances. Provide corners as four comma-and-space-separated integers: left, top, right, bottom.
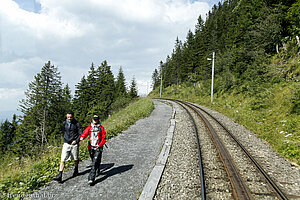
0, 0, 220, 121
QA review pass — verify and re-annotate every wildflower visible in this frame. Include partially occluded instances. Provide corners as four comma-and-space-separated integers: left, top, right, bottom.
285, 134, 292, 137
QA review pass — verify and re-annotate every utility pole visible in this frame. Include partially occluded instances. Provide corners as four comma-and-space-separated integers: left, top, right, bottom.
159, 69, 162, 98
211, 52, 215, 103
207, 52, 215, 103
147, 81, 149, 95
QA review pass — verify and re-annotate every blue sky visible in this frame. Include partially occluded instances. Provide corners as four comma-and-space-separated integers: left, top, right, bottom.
0, 0, 220, 121
11, 0, 41, 13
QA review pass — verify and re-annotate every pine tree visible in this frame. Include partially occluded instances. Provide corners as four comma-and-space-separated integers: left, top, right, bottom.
115, 67, 127, 97
62, 84, 72, 111
152, 68, 159, 90
84, 60, 116, 122
129, 77, 138, 99
18, 61, 66, 148
72, 75, 89, 125
87, 63, 98, 108
0, 118, 16, 154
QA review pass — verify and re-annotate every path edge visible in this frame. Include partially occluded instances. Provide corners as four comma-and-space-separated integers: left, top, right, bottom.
138, 101, 176, 200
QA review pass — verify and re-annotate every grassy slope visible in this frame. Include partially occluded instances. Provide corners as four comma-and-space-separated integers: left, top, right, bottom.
0, 97, 154, 198
149, 76, 299, 166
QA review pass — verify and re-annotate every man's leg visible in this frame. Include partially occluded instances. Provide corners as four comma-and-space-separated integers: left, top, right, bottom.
89, 149, 94, 163
88, 149, 100, 183
72, 144, 79, 177
54, 143, 70, 183
72, 160, 79, 177
59, 162, 65, 171
53, 161, 65, 183
96, 150, 103, 176
75, 160, 79, 167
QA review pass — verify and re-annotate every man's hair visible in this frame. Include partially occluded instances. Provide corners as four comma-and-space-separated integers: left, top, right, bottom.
66, 110, 74, 115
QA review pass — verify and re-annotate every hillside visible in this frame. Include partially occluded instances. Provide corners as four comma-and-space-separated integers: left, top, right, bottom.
149, 0, 300, 165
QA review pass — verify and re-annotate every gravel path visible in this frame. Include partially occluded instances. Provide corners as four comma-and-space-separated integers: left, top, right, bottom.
28, 100, 172, 200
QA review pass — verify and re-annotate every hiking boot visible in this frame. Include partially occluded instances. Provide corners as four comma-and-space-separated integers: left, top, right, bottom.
53, 171, 62, 183
88, 179, 94, 185
88, 172, 95, 185
72, 167, 78, 177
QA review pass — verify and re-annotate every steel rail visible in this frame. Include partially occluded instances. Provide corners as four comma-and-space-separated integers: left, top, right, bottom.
174, 99, 253, 200
176, 101, 206, 200
186, 101, 289, 200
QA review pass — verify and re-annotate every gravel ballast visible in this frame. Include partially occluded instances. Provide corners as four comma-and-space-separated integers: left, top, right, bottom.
154, 102, 202, 200
196, 103, 300, 199
155, 100, 300, 199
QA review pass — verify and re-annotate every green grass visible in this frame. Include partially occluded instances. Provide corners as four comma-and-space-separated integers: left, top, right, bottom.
149, 81, 299, 165
0, 97, 154, 199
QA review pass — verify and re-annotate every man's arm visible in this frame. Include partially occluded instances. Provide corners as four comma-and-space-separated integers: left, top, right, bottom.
80, 125, 90, 141
75, 122, 83, 144
62, 121, 65, 134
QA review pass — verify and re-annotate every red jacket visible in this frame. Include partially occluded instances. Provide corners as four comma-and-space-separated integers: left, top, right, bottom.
80, 124, 106, 149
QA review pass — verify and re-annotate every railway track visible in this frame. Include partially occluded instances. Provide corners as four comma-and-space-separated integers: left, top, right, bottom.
163, 99, 289, 200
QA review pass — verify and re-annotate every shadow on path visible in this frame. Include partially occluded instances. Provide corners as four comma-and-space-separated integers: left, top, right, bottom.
62, 163, 115, 183
62, 169, 91, 183
100, 163, 115, 172
90, 164, 134, 186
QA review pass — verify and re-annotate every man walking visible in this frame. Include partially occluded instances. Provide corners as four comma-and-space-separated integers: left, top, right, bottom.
53, 110, 82, 183
80, 115, 106, 185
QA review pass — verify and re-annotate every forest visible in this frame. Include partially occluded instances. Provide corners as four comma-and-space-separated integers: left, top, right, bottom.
0, 60, 138, 159
152, 0, 299, 93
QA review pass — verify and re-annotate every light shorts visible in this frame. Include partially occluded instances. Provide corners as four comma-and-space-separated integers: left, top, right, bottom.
61, 143, 79, 162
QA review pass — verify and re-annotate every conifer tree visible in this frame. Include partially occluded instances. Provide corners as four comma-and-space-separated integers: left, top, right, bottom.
85, 60, 115, 121
62, 84, 72, 111
151, 68, 159, 90
0, 117, 16, 154
72, 75, 89, 125
129, 77, 138, 99
115, 67, 127, 97
87, 63, 98, 108
18, 61, 66, 148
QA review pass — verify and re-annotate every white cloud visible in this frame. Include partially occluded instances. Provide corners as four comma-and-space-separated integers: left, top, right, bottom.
1, 0, 86, 39
0, 57, 45, 88
0, 88, 23, 100
0, 88, 24, 113
0, 0, 215, 116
